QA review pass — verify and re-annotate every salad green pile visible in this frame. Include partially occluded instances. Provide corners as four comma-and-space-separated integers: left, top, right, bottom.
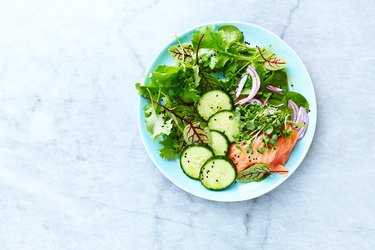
135, 24, 309, 161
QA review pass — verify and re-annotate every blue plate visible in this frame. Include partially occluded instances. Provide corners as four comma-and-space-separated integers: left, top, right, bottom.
138, 21, 317, 202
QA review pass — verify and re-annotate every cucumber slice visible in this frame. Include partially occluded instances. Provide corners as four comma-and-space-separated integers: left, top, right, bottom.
207, 110, 240, 142
199, 156, 236, 190
208, 130, 230, 156
180, 145, 214, 179
197, 90, 233, 121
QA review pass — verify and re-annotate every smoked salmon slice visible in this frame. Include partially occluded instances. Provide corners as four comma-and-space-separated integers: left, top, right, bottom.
227, 129, 298, 174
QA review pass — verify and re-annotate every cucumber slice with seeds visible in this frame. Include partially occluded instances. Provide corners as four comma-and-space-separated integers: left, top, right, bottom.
180, 145, 214, 179
208, 110, 240, 142
208, 130, 230, 156
197, 90, 233, 121
199, 156, 236, 190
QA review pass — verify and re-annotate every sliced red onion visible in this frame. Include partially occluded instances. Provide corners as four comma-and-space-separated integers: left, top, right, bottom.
287, 100, 308, 140
235, 65, 260, 105
297, 107, 308, 139
266, 85, 283, 94
288, 100, 298, 121
235, 73, 248, 98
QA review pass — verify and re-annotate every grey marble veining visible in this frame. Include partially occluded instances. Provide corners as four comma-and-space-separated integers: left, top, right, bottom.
0, 0, 374, 249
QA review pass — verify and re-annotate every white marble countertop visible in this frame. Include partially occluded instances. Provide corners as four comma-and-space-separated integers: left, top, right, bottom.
0, 0, 374, 249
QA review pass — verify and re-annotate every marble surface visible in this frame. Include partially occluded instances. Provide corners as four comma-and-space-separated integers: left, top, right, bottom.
0, 0, 374, 249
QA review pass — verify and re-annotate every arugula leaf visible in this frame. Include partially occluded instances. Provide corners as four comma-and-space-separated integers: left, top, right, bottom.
237, 164, 271, 182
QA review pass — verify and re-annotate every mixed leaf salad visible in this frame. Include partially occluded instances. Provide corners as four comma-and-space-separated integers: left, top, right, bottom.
136, 25, 309, 191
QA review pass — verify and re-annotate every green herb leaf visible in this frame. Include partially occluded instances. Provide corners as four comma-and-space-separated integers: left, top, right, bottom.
168, 43, 194, 63
192, 25, 229, 51
218, 25, 244, 43
183, 123, 209, 144
286, 91, 310, 110
264, 55, 287, 71
144, 102, 173, 140
159, 133, 182, 160
262, 70, 288, 93
237, 164, 271, 182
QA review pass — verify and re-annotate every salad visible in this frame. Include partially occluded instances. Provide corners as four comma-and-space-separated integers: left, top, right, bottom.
136, 25, 309, 191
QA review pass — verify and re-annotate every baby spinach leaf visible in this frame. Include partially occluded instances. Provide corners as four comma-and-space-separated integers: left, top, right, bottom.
262, 70, 288, 92
286, 91, 309, 110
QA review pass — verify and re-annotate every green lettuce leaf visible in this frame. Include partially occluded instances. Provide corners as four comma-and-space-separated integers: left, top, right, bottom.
144, 102, 173, 140
218, 25, 244, 43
